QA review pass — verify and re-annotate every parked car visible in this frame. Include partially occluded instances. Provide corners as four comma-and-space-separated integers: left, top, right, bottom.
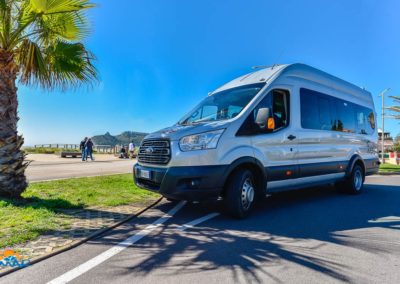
134, 63, 380, 218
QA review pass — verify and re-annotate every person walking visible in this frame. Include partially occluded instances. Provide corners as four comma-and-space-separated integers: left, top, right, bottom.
129, 141, 135, 158
85, 138, 94, 161
80, 137, 88, 161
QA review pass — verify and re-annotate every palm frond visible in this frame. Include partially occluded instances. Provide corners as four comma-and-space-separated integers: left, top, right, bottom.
9, 0, 92, 48
6, 0, 97, 90
0, 0, 6, 10
386, 106, 400, 113
16, 38, 50, 86
389, 96, 400, 103
36, 9, 89, 42
7, 2, 37, 50
0, 0, 6, 47
29, 0, 95, 15
0, 0, 12, 48
17, 40, 97, 89
47, 41, 98, 89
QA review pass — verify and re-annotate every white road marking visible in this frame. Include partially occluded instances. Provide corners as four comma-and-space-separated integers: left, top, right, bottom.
368, 216, 400, 223
47, 201, 186, 284
177, 212, 220, 231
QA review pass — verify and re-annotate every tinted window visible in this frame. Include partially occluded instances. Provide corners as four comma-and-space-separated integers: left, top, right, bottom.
336, 100, 355, 133
237, 89, 289, 135
273, 91, 289, 129
318, 97, 333, 130
300, 89, 335, 130
300, 88, 374, 135
300, 91, 320, 130
368, 111, 375, 130
355, 106, 375, 135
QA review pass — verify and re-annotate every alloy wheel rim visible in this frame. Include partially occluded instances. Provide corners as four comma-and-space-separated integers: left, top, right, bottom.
354, 170, 362, 191
241, 178, 254, 211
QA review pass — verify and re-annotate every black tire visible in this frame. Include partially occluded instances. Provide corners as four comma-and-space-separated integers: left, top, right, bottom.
334, 180, 345, 192
341, 164, 364, 194
165, 197, 179, 202
224, 169, 255, 219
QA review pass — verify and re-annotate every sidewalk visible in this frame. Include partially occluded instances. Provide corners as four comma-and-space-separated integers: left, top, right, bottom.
26, 153, 125, 165
25, 154, 135, 182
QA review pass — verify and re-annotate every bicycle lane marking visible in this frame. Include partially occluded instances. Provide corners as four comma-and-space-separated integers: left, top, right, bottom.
47, 201, 187, 284
177, 212, 220, 231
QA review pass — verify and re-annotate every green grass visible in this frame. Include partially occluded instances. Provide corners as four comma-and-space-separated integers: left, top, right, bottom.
0, 174, 159, 248
379, 163, 400, 173
0, 200, 70, 247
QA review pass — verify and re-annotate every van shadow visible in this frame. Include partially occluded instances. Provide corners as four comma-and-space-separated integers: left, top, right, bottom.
114, 183, 400, 283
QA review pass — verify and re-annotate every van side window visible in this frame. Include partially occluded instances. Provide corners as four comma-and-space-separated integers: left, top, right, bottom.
336, 100, 355, 133
355, 106, 375, 135
300, 88, 375, 135
300, 92, 319, 130
300, 89, 335, 131
318, 97, 333, 130
237, 89, 290, 135
368, 112, 375, 130
272, 91, 289, 130
355, 106, 367, 134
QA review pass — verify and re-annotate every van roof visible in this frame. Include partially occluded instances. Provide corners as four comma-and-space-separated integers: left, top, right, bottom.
211, 63, 372, 102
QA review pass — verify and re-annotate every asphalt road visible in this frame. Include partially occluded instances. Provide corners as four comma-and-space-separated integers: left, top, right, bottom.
2, 175, 400, 284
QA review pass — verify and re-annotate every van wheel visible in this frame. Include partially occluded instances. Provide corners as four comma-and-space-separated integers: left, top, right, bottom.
224, 169, 255, 219
341, 164, 364, 194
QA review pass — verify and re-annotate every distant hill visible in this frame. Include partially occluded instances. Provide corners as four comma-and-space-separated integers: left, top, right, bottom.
91, 131, 148, 146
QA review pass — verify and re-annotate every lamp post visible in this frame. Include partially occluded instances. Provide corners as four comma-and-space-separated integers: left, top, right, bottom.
379, 88, 391, 163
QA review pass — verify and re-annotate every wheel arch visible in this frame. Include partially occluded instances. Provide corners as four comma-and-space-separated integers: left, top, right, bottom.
221, 156, 266, 196
346, 154, 366, 178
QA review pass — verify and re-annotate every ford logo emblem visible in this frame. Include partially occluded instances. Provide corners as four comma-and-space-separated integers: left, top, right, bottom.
145, 147, 154, 154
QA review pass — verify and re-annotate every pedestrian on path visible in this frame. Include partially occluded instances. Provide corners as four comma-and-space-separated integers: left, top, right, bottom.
85, 138, 94, 161
80, 137, 88, 161
119, 145, 128, 159
129, 141, 135, 158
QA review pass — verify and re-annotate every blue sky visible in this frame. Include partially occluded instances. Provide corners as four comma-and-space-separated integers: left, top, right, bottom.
19, 0, 400, 145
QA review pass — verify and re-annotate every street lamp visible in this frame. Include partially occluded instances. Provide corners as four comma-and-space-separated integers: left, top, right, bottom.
379, 88, 391, 163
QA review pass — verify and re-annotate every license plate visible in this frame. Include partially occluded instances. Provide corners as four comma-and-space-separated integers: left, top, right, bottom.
139, 169, 151, 179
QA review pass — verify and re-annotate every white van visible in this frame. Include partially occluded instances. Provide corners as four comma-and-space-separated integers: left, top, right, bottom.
134, 63, 380, 218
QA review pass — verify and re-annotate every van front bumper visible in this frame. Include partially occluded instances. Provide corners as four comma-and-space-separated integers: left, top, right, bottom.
133, 163, 227, 201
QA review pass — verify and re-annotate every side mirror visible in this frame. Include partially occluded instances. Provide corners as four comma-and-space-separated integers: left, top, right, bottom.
255, 108, 274, 130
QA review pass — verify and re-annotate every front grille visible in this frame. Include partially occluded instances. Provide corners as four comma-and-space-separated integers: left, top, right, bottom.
138, 139, 171, 165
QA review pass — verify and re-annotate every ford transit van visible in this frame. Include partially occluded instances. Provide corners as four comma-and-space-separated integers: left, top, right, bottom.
134, 63, 380, 218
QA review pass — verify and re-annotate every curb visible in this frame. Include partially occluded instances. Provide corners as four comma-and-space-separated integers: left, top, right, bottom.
29, 159, 135, 167
29, 172, 132, 183
0, 197, 163, 278
376, 172, 400, 176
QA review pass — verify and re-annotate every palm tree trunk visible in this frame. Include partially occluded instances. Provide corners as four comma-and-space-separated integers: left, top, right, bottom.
0, 49, 28, 197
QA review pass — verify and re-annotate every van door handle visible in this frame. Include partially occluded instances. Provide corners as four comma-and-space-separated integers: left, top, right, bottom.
287, 135, 296, 140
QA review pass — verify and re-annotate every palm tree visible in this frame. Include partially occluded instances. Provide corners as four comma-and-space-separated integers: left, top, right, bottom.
0, 0, 97, 197
388, 96, 400, 120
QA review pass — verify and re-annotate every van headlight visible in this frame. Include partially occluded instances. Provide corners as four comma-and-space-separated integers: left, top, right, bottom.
179, 129, 224, 151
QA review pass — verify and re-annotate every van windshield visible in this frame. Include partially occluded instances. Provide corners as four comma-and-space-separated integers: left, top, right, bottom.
179, 83, 265, 125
